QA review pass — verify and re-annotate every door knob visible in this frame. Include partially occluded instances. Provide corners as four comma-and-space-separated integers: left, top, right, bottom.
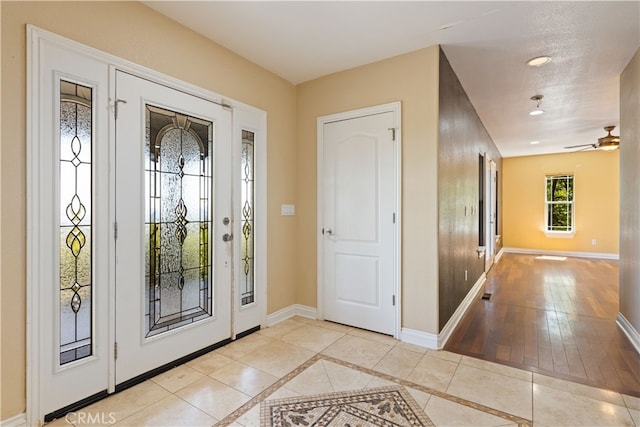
325, 228, 334, 236
222, 233, 233, 242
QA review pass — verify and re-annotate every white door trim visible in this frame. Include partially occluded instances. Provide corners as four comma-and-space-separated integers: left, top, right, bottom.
316, 102, 402, 338
486, 158, 497, 269
27, 25, 267, 424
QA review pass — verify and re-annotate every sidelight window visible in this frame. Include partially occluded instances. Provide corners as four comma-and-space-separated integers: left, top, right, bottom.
240, 130, 255, 306
59, 80, 93, 365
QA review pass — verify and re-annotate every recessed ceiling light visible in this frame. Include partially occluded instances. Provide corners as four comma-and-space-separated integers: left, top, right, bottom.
530, 141, 540, 145
529, 110, 544, 116
526, 56, 551, 67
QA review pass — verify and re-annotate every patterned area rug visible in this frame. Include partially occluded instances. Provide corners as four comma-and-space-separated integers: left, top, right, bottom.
260, 386, 435, 426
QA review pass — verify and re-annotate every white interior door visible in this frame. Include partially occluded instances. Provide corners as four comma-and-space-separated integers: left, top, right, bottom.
114, 71, 232, 384
321, 110, 398, 336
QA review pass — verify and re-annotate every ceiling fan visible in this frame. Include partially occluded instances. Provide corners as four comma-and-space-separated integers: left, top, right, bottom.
564, 126, 620, 151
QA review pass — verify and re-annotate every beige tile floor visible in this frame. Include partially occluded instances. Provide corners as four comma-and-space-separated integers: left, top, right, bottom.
45, 316, 640, 427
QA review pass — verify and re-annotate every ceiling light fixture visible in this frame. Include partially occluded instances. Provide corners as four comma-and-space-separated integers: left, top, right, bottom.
597, 126, 620, 150
563, 126, 620, 151
529, 94, 544, 116
526, 56, 551, 67
530, 141, 540, 145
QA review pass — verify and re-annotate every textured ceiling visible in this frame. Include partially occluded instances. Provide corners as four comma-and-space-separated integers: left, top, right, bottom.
144, 1, 639, 157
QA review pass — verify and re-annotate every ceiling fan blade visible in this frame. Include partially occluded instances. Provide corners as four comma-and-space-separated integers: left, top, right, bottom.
564, 143, 596, 149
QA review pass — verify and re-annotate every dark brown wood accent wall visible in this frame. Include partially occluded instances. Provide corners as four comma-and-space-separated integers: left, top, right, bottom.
438, 48, 503, 330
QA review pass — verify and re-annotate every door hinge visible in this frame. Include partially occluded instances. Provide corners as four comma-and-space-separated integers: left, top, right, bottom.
392, 295, 396, 306
388, 127, 396, 141
393, 213, 396, 223
114, 342, 118, 360
114, 222, 118, 240
114, 99, 127, 120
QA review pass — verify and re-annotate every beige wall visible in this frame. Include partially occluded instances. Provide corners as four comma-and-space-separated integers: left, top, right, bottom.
1, 1, 297, 419
502, 151, 620, 254
296, 46, 441, 334
619, 47, 640, 332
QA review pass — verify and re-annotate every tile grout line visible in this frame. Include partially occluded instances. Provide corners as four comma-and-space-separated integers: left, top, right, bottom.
442, 352, 462, 395
320, 357, 336, 392
214, 353, 324, 426
114, 392, 214, 427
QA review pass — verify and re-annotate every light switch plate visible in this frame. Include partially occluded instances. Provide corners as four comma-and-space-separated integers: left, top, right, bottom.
281, 204, 295, 216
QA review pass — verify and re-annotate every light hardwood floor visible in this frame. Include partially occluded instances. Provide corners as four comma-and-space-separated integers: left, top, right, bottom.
445, 252, 640, 397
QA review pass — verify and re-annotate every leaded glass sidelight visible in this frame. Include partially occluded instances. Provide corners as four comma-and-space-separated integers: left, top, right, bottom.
240, 130, 255, 306
60, 80, 93, 365
145, 105, 214, 338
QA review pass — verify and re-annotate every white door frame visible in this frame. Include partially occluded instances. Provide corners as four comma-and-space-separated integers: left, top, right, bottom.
27, 26, 267, 424
316, 102, 402, 338
485, 157, 497, 269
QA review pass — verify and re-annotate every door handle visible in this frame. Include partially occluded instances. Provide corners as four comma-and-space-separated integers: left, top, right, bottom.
325, 228, 334, 236
222, 233, 233, 242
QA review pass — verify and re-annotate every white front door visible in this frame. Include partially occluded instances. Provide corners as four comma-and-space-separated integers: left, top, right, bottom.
320, 108, 399, 336
30, 29, 267, 423
114, 72, 232, 384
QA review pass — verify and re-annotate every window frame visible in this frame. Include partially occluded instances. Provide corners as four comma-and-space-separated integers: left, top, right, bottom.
544, 174, 575, 238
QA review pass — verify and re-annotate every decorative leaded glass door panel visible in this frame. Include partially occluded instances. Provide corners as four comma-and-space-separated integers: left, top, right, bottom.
114, 72, 232, 385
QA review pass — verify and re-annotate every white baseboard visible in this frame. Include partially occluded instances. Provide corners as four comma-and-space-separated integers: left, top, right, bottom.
266, 304, 318, 327
400, 327, 439, 349
494, 247, 504, 263
617, 312, 640, 355
401, 273, 487, 350
0, 412, 27, 427
270, 304, 442, 350
502, 247, 619, 260
437, 273, 487, 349
292, 304, 318, 320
